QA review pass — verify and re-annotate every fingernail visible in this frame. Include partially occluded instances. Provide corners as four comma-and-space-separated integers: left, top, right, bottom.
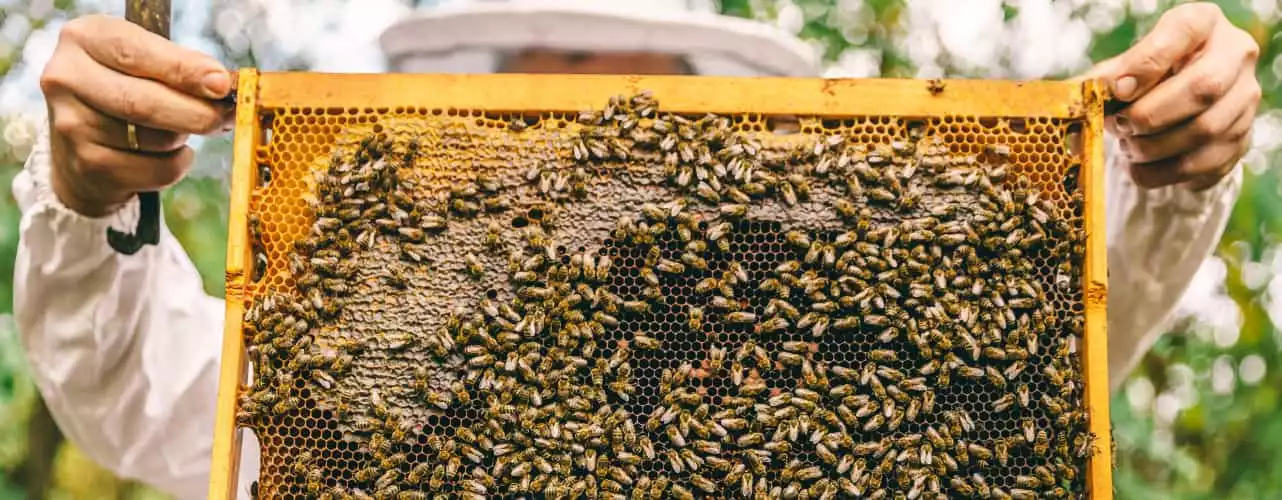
1115, 116, 1132, 136
203, 71, 230, 98
1113, 76, 1137, 101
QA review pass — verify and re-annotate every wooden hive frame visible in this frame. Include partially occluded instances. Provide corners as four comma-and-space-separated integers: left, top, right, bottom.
212, 69, 1112, 499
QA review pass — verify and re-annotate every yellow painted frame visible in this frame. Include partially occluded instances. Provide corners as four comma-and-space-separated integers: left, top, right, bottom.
211, 68, 258, 500
211, 69, 1112, 499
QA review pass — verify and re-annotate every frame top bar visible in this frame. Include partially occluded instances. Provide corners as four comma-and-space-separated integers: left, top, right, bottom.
252, 71, 1095, 119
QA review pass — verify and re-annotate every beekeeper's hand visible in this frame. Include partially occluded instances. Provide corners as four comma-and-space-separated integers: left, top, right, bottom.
1083, 2, 1260, 191
39, 14, 234, 217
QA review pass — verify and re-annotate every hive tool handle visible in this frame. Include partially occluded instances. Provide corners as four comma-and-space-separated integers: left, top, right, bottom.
108, 0, 170, 255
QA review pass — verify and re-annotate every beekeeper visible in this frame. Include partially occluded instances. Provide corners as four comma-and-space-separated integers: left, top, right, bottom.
13, 0, 1259, 497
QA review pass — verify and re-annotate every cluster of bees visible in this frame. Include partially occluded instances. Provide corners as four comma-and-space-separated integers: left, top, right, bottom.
238, 90, 1095, 499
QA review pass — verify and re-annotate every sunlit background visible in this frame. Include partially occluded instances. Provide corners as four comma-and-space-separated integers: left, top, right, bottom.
0, 0, 1279, 498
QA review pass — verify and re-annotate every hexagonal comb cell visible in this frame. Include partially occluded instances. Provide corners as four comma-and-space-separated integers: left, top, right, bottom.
229, 79, 1099, 500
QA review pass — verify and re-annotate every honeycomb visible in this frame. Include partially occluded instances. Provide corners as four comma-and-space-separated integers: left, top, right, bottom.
217, 73, 1109, 500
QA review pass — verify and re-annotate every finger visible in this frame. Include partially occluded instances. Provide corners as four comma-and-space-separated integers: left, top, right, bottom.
62, 15, 231, 99
1126, 112, 1253, 189
1119, 73, 1258, 163
46, 49, 228, 135
1185, 133, 1249, 190
71, 140, 194, 194
1107, 3, 1219, 102
1118, 28, 1253, 136
53, 95, 189, 152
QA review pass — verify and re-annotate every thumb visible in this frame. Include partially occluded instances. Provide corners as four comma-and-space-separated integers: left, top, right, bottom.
1071, 57, 1136, 112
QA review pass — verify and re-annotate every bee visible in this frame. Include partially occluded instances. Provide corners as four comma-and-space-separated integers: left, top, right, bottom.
632, 334, 661, 350
350, 464, 380, 484
758, 278, 786, 297
423, 388, 452, 409
644, 475, 671, 500
505, 116, 529, 132
716, 202, 749, 220
679, 251, 708, 271
668, 484, 695, 500
757, 317, 789, 335
692, 277, 724, 297
311, 369, 336, 390
302, 467, 328, 494
594, 254, 613, 282
706, 221, 732, 246
862, 414, 886, 432
993, 393, 1016, 413
707, 347, 726, 372
1011, 488, 1038, 500
869, 349, 897, 362
957, 365, 984, 380
1016, 417, 1038, 444
423, 465, 446, 491
784, 230, 812, 250
949, 477, 975, 497
448, 380, 471, 405
1004, 360, 1028, 380
993, 437, 1013, 467
1034, 429, 1051, 456
738, 376, 767, 396
777, 351, 804, 366
687, 306, 704, 331
405, 462, 432, 485
656, 259, 685, 275
637, 435, 657, 461
463, 253, 484, 278
482, 221, 504, 249
1016, 383, 1032, 408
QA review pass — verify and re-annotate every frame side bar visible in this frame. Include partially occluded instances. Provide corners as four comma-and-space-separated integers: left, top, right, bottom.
256, 74, 1084, 118
210, 68, 261, 500
1081, 79, 1114, 498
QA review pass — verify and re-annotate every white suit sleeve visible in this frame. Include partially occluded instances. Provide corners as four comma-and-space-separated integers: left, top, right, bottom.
1105, 136, 1243, 391
12, 121, 259, 500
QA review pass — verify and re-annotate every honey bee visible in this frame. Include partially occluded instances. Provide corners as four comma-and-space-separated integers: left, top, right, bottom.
301, 467, 328, 494
757, 317, 789, 335
462, 253, 484, 278
679, 251, 708, 271
706, 347, 726, 372
655, 259, 685, 275
1018, 417, 1037, 444
620, 333, 661, 353
869, 349, 898, 362
687, 306, 704, 331
1010, 488, 1038, 500
1034, 429, 1051, 456
776, 351, 804, 367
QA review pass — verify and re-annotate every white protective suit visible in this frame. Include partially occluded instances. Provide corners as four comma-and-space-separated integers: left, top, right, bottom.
13, 117, 1242, 498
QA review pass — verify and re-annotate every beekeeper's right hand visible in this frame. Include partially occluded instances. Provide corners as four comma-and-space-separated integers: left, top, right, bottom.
40, 14, 234, 218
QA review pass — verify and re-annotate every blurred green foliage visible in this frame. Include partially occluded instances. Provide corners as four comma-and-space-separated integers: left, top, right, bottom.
0, 0, 1279, 498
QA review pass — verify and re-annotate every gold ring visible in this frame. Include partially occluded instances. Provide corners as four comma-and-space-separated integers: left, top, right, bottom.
126, 122, 140, 151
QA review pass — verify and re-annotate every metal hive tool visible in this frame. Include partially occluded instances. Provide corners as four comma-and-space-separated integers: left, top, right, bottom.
212, 72, 1113, 500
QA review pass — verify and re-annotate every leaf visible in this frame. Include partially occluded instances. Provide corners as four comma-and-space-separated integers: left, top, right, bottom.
1002, 3, 1019, 22
718, 0, 754, 18
1090, 17, 1138, 61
